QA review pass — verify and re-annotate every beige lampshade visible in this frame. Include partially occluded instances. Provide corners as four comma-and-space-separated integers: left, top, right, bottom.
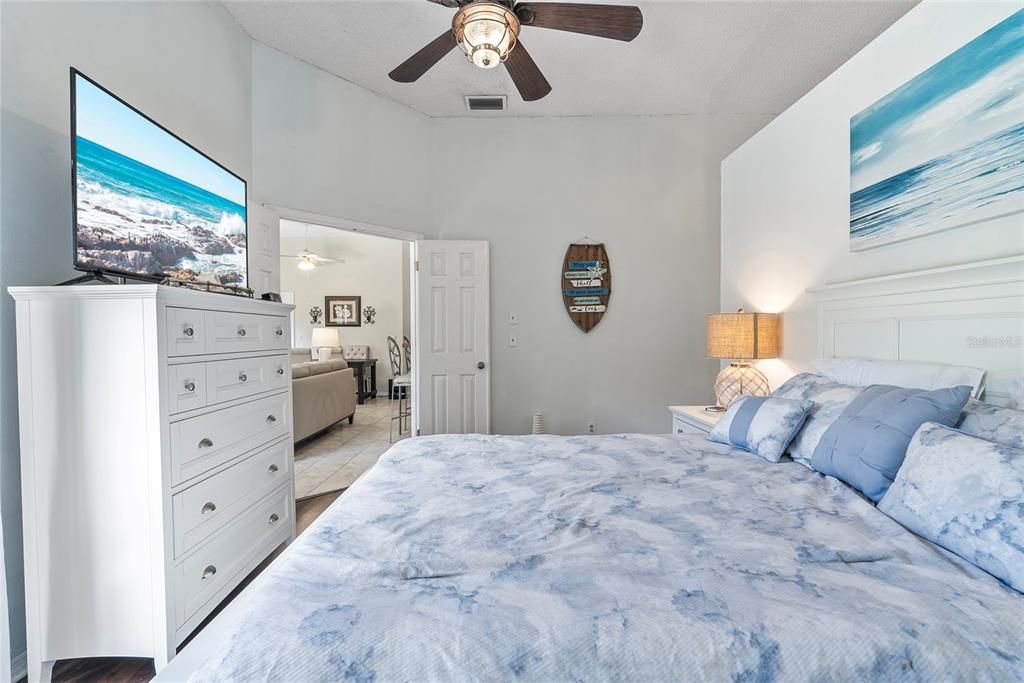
706, 310, 780, 360
310, 327, 339, 349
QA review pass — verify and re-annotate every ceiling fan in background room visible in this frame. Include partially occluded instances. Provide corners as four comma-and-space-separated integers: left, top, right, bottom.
282, 224, 346, 271
389, 0, 643, 101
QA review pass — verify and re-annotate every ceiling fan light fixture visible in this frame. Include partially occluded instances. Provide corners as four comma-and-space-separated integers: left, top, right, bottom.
297, 255, 316, 271
452, 2, 519, 69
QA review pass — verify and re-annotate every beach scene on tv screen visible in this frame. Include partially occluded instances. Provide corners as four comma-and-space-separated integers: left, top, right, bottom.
74, 74, 247, 286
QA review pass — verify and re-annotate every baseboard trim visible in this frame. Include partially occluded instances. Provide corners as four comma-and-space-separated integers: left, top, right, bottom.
12, 649, 27, 682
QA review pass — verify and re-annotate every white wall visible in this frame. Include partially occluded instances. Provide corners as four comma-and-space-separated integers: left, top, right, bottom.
431, 114, 772, 436
251, 43, 435, 236
721, 1, 1024, 390
281, 227, 407, 387
0, 0, 253, 667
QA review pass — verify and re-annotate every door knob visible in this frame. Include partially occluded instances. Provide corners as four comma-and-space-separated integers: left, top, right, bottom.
477, 362, 485, 370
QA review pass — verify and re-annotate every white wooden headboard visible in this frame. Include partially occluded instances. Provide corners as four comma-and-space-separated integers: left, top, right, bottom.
810, 256, 1024, 405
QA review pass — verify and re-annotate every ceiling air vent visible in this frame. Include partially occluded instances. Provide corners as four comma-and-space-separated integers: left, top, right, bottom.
465, 95, 506, 112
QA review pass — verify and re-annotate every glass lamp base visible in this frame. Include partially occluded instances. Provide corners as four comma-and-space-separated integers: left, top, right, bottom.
714, 362, 770, 409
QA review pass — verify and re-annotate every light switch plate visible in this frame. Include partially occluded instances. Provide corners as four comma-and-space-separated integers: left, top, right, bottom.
509, 334, 518, 347
509, 312, 518, 324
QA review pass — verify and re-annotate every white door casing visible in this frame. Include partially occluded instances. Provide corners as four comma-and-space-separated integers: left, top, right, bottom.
247, 202, 280, 296
413, 241, 490, 435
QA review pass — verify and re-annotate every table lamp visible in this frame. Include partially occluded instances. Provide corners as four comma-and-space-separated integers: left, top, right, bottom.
311, 327, 339, 362
706, 309, 779, 411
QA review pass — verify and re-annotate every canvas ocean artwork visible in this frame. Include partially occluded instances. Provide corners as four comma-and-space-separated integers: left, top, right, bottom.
74, 74, 247, 285
850, 10, 1024, 250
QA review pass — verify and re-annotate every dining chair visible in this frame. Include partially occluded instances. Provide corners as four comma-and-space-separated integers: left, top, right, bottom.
387, 336, 411, 442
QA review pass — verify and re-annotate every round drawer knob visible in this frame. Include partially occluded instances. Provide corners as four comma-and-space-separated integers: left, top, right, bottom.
184, 327, 194, 337
201, 501, 217, 514
268, 464, 279, 474
239, 372, 248, 382
202, 565, 217, 580
198, 437, 214, 449
275, 328, 283, 336
268, 513, 280, 524
238, 328, 247, 337
266, 415, 277, 424
277, 368, 285, 375
185, 381, 195, 393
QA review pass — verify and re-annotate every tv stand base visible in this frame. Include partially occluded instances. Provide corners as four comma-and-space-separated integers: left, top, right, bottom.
56, 271, 122, 286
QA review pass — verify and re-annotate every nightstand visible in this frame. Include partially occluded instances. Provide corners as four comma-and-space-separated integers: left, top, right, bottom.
668, 405, 721, 435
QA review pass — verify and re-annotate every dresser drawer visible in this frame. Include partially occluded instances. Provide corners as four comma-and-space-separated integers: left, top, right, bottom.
208, 310, 287, 355
206, 354, 290, 406
169, 392, 290, 485
174, 486, 291, 630
172, 438, 290, 557
165, 307, 207, 356
168, 362, 208, 415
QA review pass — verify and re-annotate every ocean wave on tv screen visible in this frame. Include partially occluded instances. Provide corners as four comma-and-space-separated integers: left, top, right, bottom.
850, 122, 1024, 245
75, 136, 247, 285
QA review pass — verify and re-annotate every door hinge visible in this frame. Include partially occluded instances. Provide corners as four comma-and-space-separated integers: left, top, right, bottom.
415, 260, 419, 271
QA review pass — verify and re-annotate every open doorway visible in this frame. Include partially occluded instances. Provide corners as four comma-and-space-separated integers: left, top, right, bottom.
279, 219, 414, 499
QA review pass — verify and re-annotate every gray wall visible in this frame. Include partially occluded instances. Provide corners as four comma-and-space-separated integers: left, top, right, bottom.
251, 43, 434, 233
0, 0, 253, 662
430, 114, 772, 435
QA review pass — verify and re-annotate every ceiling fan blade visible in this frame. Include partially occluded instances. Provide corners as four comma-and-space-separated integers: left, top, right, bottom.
389, 30, 458, 83
517, 3, 642, 41
505, 40, 551, 102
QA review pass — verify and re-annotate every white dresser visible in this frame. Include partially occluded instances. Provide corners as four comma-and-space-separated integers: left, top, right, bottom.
9, 284, 296, 682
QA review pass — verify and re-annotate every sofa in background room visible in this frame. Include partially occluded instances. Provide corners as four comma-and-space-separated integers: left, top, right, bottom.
291, 347, 357, 441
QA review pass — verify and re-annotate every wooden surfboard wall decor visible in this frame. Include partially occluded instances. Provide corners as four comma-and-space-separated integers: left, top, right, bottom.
562, 242, 611, 333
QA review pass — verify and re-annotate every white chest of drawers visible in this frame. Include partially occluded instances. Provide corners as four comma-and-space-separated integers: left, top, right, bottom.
9, 284, 296, 682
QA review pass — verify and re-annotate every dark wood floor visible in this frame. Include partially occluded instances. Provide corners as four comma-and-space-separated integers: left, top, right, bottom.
27, 489, 344, 683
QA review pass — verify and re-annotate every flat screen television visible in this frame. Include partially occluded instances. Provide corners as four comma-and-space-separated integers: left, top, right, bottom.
71, 69, 248, 287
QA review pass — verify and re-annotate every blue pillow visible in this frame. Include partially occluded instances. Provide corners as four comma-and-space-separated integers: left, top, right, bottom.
811, 384, 971, 501
708, 396, 814, 462
879, 422, 1024, 594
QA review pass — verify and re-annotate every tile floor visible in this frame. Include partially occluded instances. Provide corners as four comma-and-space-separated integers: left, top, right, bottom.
294, 397, 408, 499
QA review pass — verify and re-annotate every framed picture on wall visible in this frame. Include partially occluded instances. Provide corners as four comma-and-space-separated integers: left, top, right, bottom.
849, 10, 1024, 251
325, 295, 362, 327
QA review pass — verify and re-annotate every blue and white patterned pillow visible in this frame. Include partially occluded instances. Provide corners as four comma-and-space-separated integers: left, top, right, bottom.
771, 373, 864, 467
878, 422, 1024, 594
708, 396, 814, 462
957, 399, 1024, 449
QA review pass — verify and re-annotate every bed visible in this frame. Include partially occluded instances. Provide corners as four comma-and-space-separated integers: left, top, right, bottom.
160, 432, 1024, 682
159, 259, 1024, 681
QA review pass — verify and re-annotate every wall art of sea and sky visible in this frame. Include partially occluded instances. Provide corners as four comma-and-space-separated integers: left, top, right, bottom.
850, 10, 1024, 250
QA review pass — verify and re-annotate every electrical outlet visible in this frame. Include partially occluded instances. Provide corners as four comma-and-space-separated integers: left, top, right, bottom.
509, 311, 518, 324
509, 334, 518, 347
587, 421, 596, 434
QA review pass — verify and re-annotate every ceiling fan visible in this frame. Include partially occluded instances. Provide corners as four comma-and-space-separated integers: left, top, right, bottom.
389, 0, 643, 102
282, 225, 346, 271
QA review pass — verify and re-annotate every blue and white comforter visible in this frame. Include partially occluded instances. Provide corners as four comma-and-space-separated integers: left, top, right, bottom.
192, 434, 1024, 682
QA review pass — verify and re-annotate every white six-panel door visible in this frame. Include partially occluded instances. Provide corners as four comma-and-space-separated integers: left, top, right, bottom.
413, 241, 490, 435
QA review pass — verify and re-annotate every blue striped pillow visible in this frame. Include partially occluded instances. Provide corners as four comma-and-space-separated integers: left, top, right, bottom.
708, 396, 814, 462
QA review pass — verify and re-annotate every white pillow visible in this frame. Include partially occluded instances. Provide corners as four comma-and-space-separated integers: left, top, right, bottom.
813, 358, 986, 398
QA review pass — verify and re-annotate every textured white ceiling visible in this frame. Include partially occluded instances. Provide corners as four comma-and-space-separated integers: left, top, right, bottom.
225, 0, 916, 118
280, 219, 393, 262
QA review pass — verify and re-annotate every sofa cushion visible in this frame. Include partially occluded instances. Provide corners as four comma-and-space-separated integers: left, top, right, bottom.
306, 361, 334, 377
291, 364, 311, 379
329, 359, 350, 371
